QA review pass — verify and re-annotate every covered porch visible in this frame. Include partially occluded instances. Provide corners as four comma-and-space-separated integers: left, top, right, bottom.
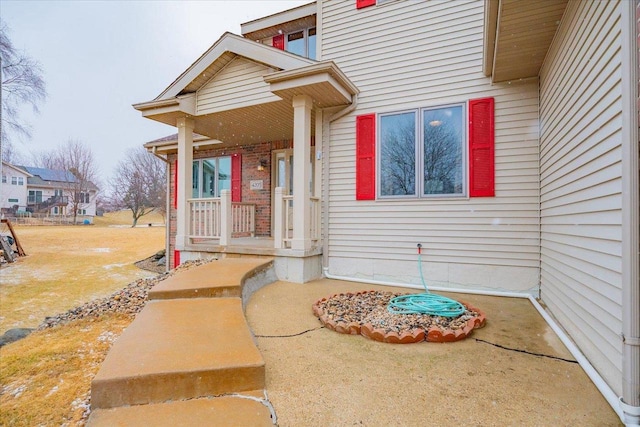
134, 33, 357, 282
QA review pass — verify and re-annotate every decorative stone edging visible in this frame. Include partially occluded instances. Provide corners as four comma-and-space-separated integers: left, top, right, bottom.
312, 291, 486, 344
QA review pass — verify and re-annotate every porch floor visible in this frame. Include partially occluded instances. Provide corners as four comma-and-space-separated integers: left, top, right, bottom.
187, 236, 322, 257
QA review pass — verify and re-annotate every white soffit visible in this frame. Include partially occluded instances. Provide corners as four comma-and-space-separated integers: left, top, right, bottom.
487, 0, 568, 83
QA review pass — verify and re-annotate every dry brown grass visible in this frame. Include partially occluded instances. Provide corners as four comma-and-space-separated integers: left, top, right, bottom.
0, 314, 132, 426
0, 213, 164, 333
0, 211, 165, 426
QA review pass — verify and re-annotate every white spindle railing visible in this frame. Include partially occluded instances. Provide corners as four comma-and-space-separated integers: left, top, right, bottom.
188, 196, 255, 241
273, 187, 321, 249
232, 202, 256, 237
282, 194, 294, 247
188, 198, 221, 239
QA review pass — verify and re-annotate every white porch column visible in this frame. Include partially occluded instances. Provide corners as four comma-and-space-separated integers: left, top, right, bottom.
314, 109, 323, 199
175, 116, 194, 250
220, 189, 232, 246
291, 94, 312, 251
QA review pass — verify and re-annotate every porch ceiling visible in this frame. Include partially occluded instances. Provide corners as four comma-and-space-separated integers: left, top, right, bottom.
484, 0, 568, 83
143, 101, 316, 153
192, 100, 315, 145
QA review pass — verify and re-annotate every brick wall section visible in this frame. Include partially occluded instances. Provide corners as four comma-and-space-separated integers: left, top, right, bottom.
166, 140, 294, 269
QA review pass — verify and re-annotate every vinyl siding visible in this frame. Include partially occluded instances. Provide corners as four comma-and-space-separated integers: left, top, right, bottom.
196, 57, 280, 115
539, 0, 623, 395
321, 0, 540, 292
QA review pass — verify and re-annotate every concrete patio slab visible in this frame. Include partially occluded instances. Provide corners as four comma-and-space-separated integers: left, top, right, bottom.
245, 279, 623, 426
91, 297, 264, 409
88, 395, 273, 427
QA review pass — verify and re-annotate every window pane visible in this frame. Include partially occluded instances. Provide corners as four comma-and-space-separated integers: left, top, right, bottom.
192, 161, 200, 198
308, 28, 316, 59
217, 157, 231, 193
380, 112, 416, 196
422, 106, 463, 195
287, 31, 305, 56
202, 159, 216, 197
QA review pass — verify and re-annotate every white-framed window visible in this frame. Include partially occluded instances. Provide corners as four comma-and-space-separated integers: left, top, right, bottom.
17, 177, 24, 185
28, 190, 43, 203
11, 176, 17, 185
378, 103, 465, 198
8, 198, 18, 203
192, 157, 231, 198
2, 175, 6, 183
286, 27, 316, 59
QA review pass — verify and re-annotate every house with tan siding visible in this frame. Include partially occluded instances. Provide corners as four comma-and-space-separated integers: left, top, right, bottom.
135, 1, 639, 423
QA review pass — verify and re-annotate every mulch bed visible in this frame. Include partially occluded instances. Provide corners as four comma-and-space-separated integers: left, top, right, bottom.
313, 290, 486, 344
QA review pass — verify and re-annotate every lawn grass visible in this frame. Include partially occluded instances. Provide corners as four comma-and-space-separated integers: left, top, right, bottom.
0, 210, 166, 426
0, 212, 165, 333
0, 314, 132, 426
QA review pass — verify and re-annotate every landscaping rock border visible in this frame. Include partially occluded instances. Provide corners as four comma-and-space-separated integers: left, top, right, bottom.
312, 290, 486, 344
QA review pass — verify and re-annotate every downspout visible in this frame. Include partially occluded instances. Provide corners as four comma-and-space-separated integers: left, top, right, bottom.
620, 1, 640, 425
322, 94, 358, 270
151, 146, 171, 273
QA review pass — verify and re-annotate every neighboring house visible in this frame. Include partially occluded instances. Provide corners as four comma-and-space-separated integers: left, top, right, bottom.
135, 0, 638, 423
0, 161, 33, 213
18, 166, 99, 219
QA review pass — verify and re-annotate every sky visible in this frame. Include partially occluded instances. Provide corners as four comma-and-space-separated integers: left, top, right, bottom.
0, 0, 309, 186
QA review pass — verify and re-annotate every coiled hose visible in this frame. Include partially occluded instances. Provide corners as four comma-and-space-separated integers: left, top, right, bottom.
387, 247, 466, 318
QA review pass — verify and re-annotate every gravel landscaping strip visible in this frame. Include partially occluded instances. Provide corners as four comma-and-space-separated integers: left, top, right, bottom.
37, 259, 213, 330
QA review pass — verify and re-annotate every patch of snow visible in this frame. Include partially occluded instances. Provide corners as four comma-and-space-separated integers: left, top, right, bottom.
102, 263, 127, 270
97, 331, 118, 344
3, 382, 27, 398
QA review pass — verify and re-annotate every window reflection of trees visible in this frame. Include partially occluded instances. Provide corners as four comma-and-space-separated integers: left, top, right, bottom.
423, 108, 462, 195
380, 112, 416, 196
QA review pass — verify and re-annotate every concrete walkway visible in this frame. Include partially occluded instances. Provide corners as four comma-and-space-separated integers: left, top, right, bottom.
87, 258, 276, 426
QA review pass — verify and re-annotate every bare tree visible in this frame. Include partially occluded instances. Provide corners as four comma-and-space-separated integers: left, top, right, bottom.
110, 146, 166, 227
48, 140, 100, 224
0, 22, 47, 158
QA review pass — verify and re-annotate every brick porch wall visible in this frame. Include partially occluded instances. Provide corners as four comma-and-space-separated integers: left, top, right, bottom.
167, 140, 294, 269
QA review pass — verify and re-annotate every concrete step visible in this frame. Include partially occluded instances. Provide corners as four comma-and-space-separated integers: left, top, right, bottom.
87, 395, 274, 426
148, 257, 273, 300
91, 298, 265, 409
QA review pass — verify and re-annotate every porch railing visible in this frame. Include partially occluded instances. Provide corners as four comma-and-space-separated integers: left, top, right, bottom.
232, 202, 255, 237
274, 187, 321, 249
188, 198, 221, 239
188, 192, 255, 243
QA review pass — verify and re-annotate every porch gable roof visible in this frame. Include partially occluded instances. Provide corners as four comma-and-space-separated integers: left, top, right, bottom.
135, 31, 357, 150
140, 32, 315, 105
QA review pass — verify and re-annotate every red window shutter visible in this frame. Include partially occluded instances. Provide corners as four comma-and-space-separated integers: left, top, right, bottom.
356, 114, 376, 200
273, 34, 285, 50
356, 0, 376, 9
173, 250, 180, 268
173, 161, 178, 209
231, 154, 242, 202
468, 97, 495, 197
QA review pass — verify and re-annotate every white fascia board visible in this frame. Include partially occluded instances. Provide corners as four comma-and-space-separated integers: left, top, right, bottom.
264, 61, 359, 95
133, 94, 196, 117
241, 2, 317, 35
269, 73, 352, 105
153, 33, 315, 102
483, 0, 499, 77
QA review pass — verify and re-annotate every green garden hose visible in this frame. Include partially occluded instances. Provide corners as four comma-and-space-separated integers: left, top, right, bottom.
387, 246, 466, 318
